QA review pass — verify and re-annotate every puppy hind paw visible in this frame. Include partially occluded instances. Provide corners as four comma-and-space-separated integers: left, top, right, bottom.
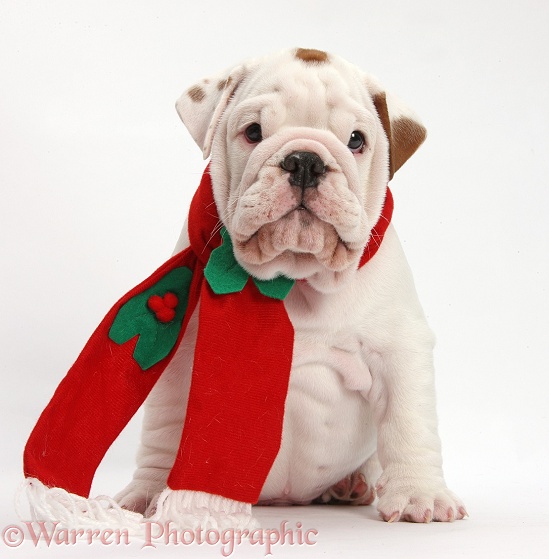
316, 470, 376, 506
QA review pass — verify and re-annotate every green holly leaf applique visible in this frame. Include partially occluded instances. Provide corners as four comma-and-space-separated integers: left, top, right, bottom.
204, 227, 295, 301
203, 228, 249, 294
253, 275, 295, 300
109, 266, 193, 370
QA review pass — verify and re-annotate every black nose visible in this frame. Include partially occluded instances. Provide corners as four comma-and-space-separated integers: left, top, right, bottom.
280, 151, 326, 189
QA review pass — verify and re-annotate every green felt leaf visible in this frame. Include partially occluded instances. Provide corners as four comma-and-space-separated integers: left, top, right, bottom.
253, 276, 295, 300
204, 228, 249, 294
204, 227, 295, 300
109, 266, 193, 370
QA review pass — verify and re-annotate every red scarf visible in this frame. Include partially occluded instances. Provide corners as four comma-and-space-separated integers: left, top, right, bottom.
23, 166, 393, 504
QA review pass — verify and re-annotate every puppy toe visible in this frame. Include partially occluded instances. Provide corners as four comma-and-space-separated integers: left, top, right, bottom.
118, 493, 150, 514
349, 473, 376, 505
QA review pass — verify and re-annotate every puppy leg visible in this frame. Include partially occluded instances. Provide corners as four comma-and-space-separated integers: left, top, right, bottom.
316, 452, 381, 505
370, 347, 467, 523
115, 311, 198, 514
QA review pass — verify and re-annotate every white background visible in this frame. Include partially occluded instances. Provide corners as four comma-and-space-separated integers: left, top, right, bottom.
1, 1, 548, 557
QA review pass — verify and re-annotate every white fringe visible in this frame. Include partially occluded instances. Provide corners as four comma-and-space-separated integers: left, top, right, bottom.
148, 488, 260, 531
17, 479, 259, 535
17, 478, 144, 535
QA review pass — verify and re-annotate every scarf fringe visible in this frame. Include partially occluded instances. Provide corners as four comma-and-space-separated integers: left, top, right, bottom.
17, 479, 258, 533
17, 478, 143, 534
148, 488, 259, 531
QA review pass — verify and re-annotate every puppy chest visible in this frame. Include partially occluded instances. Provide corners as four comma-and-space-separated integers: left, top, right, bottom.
281, 333, 374, 461
260, 360, 376, 503
292, 331, 372, 395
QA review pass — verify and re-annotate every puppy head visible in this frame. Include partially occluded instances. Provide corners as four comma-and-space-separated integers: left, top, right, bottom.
176, 48, 426, 291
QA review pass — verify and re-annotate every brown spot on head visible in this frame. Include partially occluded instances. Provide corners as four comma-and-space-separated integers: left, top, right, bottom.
217, 76, 232, 91
295, 48, 329, 64
187, 85, 206, 103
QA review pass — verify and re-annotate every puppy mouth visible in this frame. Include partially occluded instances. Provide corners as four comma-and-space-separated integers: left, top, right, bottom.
233, 195, 358, 274
286, 200, 316, 223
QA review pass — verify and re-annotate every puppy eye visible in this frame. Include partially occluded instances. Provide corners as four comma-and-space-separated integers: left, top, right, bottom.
244, 123, 263, 144
348, 131, 365, 153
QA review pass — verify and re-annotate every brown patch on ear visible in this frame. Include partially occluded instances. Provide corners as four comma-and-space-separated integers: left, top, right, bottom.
373, 92, 426, 180
391, 118, 427, 176
188, 85, 206, 103
373, 93, 392, 146
373, 92, 395, 179
295, 48, 329, 63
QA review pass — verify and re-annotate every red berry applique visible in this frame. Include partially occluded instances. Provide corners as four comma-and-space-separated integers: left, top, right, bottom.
109, 266, 192, 370
147, 292, 179, 323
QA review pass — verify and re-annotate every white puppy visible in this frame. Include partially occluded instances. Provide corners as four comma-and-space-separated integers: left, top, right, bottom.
116, 47, 466, 524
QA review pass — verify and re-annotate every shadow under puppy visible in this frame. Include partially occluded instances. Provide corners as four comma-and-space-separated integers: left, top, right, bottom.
23, 47, 466, 530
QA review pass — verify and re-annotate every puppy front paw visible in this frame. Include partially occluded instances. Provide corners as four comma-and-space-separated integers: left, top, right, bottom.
114, 480, 165, 515
376, 471, 467, 523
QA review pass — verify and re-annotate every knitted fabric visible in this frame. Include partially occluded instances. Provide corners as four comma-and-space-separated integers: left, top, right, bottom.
23, 166, 393, 504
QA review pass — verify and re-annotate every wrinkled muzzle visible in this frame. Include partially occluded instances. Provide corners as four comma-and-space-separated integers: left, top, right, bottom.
226, 129, 371, 280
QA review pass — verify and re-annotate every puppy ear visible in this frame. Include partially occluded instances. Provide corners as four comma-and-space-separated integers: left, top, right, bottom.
372, 91, 427, 180
176, 65, 247, 159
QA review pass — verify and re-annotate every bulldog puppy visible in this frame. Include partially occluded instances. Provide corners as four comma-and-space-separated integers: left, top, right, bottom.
115, 48, 466, 524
